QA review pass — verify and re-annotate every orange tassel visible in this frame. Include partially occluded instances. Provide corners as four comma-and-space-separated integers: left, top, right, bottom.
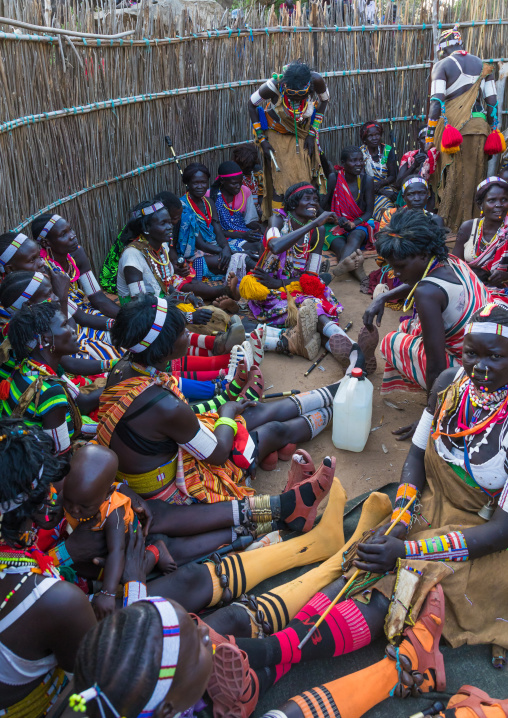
0, 379, 11, 401
484, 129, 507, 156
441, 124, 463, 154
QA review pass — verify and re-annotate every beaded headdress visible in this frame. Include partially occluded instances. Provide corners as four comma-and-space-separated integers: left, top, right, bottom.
437, 25, 462, 50
69, 597, 181, 717
129, 297, 168, 353
476, 176, 508, 194
0, 233, 29, 272
465, 303, 508, 340
134, 202, 165, 219
402, 177, 428, 193
8, 272, 45, 313
37, 215, 63, 242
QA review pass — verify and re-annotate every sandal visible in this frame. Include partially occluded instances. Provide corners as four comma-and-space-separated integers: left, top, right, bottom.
357, 325, 379, 375
236, 365, 264, 401
284, 449, 315, 492
386, 583, 446, 696
283, 456, 335, 532
328, 333, 354, 373
207, 642, 260, 718
226, 360, 249, 400
449, 685, 508, 718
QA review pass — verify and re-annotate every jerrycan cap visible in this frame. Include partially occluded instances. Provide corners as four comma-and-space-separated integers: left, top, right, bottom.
351, 368, 365, 380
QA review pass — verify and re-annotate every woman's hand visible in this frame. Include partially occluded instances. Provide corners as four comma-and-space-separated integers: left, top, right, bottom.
174, 262, 191, 277
121, 523, 148, 584
219, 246, 232, 272
315, 211, 339, 227
48, 267, 71, 300
118, 486, 153, 537
218, 399, 256, 420
392, 422, 418, 441
370, 521, 408, 542
354, 534, 406, 573
188, 293, 204, 308
261, 139, 275, 160
191, 308, 213, 325
251, 268, 283, 290
363, 296, 386, 328
304, 134, 315, 158
245, 229, 263, 242
488, 269, 508, 288
92, 592, 116, 620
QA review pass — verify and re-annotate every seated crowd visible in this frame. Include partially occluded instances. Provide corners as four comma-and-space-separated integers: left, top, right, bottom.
1, 121, 508, 718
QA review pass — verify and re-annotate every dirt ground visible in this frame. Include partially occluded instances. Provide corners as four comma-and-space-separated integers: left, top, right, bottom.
253, 254, 427, 505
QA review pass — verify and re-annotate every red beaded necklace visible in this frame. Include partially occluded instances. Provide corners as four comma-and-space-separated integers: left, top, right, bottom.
186, 193, 212, 227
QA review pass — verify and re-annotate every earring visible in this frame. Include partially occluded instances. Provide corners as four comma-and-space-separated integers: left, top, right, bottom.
472, 365, 477, 378
50, 345, 56, 353
485, 366, 489, 380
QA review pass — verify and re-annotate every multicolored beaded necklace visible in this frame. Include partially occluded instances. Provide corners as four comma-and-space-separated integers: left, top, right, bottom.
43, 249, 80, 283
222, 188, 246, 213
287, 214, 319, 255
475, 218, 502, 256
137, 238, 173, 294
186, 193, 212, 227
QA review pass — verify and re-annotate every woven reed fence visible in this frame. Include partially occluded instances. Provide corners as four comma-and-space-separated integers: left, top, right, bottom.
0, 0, 507, 271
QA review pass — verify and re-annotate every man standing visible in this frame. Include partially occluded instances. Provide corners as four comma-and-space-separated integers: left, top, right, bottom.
426, 26, 498, 230
248, 61, 329, 219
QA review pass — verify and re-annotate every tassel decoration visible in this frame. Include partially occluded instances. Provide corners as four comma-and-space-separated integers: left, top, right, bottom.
484, 129, 507, 156
0, 379, 11, 401
441, 124, 463, 154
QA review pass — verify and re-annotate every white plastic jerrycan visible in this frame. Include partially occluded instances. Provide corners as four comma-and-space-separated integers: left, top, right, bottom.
332, 368, 373, 452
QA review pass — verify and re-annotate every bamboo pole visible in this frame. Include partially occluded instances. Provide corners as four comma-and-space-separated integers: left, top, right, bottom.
0, 15, 134, 38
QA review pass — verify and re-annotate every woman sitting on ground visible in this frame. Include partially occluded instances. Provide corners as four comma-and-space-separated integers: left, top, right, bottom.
368, 179, 444, 300
99, 191, 183, 295
1, 302, 103, 451
206, 303, 508, 718
95, 293, 342, 502
359, 120, 398, 221
235, 182, 343, 360
0, 419, 98, 718
177, 163, 239, 280
320, 145, 377, 287
363, 209, 490, 411
454, 176, 508, 302
207, 161, 263, 255
0, 271, 118, 383
232, 143, 264, 211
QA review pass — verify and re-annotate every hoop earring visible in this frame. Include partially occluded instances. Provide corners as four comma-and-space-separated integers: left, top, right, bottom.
472, 365, 477, 378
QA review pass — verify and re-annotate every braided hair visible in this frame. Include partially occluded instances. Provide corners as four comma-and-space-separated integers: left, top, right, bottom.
111, 293, 186, 366
470, 303, 508, 327
8, 301, 60, 361
376, 208, 449, 263
0, 418, 69, 547
283, 181, 318, 213
73, 602, 163, 718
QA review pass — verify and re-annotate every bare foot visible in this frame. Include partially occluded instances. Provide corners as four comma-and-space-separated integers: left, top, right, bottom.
227, 271, 241, 301
332, 254, 356, 277
353, 250, 365, 270
144, 539, 177, 575
213, 295, 240, 313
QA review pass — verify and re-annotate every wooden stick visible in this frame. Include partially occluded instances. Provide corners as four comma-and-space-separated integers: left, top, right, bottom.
0, 16, 135, 39
297, 493, 417, 650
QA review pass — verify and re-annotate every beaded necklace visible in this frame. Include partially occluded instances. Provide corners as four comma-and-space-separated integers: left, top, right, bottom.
434, 378, 508, 441
130, 362, 160, 378
222, 188, 246, 213
24, 358, 57, 377
0, 546, 60, 612
288, 214, 320, 254
137, 238, 173, 294
44, 249, 80, 283
402, 256, 440, 312
475, 218, 502, 256
282, 95, 308, 123
186, 193, 212, 227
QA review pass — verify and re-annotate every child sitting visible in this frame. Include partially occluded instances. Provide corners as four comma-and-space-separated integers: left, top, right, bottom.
62, 444, 175, 618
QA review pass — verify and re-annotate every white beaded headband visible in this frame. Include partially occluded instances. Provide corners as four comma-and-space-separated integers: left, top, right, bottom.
37, 214, 63, 241
402, 177, 428, 193
476, 176, 508, 194
0, 233, 29, 270
68, 597, 181, 717
129, 297, 168, 353
134, 201, 165, 219
9, 272, 45, 312
465, 322, 508, 340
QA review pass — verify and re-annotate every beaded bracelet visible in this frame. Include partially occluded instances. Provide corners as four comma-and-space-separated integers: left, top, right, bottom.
123, 580, 147, 607
214, 417, 238, 435
309, 112, 324, 137
404, 531, 469, 562
425, 118, 438, 143
391, 483, 419, 528
99, 589, 116, 598
105, 318, 115, 330
145, 544, 160, 563
48, 541, 73, 567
